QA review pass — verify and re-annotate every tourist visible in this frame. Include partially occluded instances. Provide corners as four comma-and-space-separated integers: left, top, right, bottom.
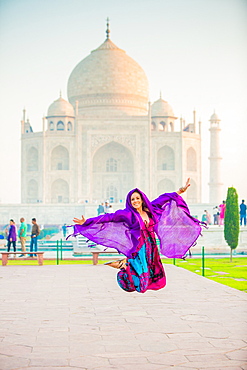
97, 203, 104, 215
18, 217, 27, 257
71, 178, 204, 293
202, 210, 211, 225
213, 206, 220, 225
108, 205, 114, 213
201, 211, 207, 224
29, 218, 40, 257
62, 223, 67, 238
240, 200, 246, 226
7, 219, 17, 253
104, 200, 110, 214
219, 201, 226, 226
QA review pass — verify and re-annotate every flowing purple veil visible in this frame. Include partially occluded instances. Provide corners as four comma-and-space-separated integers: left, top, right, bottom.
69, 189, 204, 258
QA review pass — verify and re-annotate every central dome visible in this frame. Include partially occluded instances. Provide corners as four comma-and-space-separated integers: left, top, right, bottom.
67, 38, 149, 116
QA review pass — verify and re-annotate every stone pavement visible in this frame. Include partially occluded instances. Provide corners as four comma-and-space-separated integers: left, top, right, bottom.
0, 264, 246, 370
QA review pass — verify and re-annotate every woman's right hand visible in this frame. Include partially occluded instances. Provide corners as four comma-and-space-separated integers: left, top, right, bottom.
73, 215, 86, 225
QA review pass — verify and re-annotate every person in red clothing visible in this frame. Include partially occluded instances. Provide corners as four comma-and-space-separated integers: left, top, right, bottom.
219, 201, 226, 226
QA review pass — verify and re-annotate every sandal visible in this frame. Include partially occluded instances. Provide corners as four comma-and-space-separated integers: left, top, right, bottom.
104, 259, 127, 269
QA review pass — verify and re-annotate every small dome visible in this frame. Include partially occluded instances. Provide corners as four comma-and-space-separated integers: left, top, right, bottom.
151, 97, 174, 117
47, 96, 74, 117
210, 112, 220, 121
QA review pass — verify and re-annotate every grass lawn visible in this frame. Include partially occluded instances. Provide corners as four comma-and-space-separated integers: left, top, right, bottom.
162, 257, 247, 293
5, 256, 247, 293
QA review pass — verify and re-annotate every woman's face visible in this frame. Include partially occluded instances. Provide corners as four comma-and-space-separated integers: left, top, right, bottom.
130, 192, 143, 210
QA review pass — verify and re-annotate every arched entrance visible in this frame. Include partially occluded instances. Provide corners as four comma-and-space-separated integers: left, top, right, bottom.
187, 147, 197, 171
92, 141, 134, 202
187, 179, 197, 203
27, 179, 38, 202
51, 145, 69, 170
27, 147, 38, 171
51, 179, 69, 203
157, 178, 175, 194
157, 145, 175, 171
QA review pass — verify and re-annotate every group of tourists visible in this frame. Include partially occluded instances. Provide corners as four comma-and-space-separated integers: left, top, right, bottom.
97, 200, 114, 215
202, 199, 246, 226
5, 217, 40, 256
201, 201, 226, 226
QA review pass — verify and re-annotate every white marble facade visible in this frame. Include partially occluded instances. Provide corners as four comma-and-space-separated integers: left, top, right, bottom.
20, 29, 221, 207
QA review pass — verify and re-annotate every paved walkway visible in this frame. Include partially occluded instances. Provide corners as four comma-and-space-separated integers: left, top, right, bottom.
0, 264, 246, 370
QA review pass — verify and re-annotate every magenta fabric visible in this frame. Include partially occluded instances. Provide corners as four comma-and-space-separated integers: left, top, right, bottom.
117, 218, 166, 293
69, 190, 204, 259
219, 203, 226, 218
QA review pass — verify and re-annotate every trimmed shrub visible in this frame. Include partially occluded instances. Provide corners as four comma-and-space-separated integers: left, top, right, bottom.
224, 187, 240, 261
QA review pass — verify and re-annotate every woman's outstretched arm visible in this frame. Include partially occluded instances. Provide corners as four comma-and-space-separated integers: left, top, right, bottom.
176, 178, 190, 195
152, 178, 191, 208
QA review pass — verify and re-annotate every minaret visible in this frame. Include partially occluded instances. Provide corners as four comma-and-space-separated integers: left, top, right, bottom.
209, 112, 223, 204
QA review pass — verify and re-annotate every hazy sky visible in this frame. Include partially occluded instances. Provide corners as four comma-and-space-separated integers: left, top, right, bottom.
0, 0, 246, 203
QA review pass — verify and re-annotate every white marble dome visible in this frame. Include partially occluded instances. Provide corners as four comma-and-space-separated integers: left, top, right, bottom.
151, 97, 174, 117
47, 96, 74, 117
67, 38, 149, 116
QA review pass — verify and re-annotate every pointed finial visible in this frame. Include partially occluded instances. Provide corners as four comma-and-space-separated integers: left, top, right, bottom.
106, 17, 110, 39
160, 91, 162, 99
59, 90, 62, 98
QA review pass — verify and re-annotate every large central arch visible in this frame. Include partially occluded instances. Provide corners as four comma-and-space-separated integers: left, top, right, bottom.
92, 141, 134, 202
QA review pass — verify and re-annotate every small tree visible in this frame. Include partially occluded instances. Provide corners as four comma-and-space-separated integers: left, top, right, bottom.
224, 187, 240, 262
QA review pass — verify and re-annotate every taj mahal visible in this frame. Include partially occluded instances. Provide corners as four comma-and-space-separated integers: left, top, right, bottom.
6, 22, 222, 224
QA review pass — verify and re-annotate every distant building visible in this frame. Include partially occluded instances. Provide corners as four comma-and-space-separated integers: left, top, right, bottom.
20, 22, 222, 206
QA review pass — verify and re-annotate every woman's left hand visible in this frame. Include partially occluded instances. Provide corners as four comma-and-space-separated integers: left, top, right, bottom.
177, 178, 190, 194
73, 215, 86, 225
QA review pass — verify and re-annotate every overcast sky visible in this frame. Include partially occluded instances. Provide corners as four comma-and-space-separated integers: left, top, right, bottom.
0, 0, 246, 203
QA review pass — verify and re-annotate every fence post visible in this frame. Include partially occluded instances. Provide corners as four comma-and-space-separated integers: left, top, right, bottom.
56, 240, 59, 265
202, 246, 205, 276
60, 239, 63, 261
173, 258, 176, 265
